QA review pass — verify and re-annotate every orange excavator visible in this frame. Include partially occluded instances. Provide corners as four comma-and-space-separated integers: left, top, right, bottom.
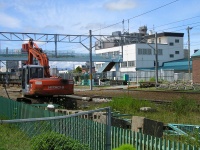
21, 39, 74, 97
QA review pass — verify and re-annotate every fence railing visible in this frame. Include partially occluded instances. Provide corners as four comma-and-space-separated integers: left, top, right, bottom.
106, 70, 192, 83
0, 97, 199, 150
1, 108, 111, 150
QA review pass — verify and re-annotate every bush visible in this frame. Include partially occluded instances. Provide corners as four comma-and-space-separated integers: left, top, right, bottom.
31, 132, 89, 150
113, 144, 136, 150
149, 77, 155, 82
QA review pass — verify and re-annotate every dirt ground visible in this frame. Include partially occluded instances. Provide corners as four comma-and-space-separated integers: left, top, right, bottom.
2, 85, 200, 103
74, 86, 200, 102
0, 86, 22, 100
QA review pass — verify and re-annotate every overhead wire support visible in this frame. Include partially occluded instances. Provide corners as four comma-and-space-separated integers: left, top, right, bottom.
155, 32, 158, 85
187, 26, 192, 80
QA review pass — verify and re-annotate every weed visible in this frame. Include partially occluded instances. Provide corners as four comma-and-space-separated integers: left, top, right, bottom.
113, 144, 136, 150
107, 96, 155, 114
171, 96, 198, 115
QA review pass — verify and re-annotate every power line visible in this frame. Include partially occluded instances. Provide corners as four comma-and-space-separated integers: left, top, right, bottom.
156, 21, 200, 32
173, 24, 200, 32
91, 0, 179, 33
148, 15, 200, 30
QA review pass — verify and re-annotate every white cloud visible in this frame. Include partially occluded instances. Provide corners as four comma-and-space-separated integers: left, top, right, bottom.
104, 0, 137, 11
0, 13, 21, 28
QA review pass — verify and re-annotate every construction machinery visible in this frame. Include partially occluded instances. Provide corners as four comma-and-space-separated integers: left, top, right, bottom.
21, 39, 74, 98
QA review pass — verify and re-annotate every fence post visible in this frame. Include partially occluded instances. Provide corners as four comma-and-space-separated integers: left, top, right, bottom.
105, 107, 111, 150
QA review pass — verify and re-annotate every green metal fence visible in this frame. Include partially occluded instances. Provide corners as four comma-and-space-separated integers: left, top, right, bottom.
0, 97, 62, 119
0, 97, 199, 150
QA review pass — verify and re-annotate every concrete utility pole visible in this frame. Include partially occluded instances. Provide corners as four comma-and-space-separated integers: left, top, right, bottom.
6, 47, 8, 86
187, 26, 192, 80
155, 32, 158, 85
54, 34, 57, 57
121, 36, 124, 59
89, 30, 93, 90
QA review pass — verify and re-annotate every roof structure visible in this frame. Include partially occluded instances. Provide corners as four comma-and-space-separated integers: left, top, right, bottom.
191, 49, 200, 57
147, 32, 184, 39
137, 59, 191, 71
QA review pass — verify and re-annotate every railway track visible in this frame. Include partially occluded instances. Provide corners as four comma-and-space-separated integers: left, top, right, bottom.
2, 86, 200, 108
74, 88, 200, 103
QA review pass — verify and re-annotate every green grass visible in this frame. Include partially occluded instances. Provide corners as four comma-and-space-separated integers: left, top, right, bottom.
0, 124, 31, 150
91, 96, 200, 125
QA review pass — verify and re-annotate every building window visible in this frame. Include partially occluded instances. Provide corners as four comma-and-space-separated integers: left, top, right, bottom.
147, 49, 152, 55
114, 51, 119, 56
170, 54, 174, 58
175, 51, 179, 54
108, 52, 113, 57
121, 61, 127, 67
159, 38, 161, 43
138, 48, 152, 55
158, 49, 163, 55
175, 39, 179, 43
102, 53, 107, 57
96, 64, 102, 69
169, 42, 174, 46
154, 49, 163, 55
128, 61, 135, 67
142, 49, 146, 55
138, 48, 142, 55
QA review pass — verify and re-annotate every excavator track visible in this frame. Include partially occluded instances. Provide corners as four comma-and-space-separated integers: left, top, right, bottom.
16, 95, 77, 109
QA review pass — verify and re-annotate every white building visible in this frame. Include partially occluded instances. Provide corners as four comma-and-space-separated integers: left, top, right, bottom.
95, 31, 185, 73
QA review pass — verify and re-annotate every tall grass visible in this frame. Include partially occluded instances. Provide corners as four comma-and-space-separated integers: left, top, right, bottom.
106, 96, 155, 114
170, 96, 199, 115
98, 96, 200, 125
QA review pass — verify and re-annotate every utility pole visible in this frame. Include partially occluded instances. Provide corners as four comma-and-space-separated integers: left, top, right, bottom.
187, 26, 192, 80
6, 47, 8, 86
155, 32, 158, 85
121, 36, 124, 59
54, 34, 57, 57
89, 30, 93, 90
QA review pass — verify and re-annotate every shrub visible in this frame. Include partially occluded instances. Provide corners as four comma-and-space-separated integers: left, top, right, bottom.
149, 77, 155, 82
113, 144, 136, 150
31, 132, 89, 150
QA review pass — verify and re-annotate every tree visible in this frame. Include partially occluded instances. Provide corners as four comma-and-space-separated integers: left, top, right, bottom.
73, 66, 82, 73
73, 66, 82, 83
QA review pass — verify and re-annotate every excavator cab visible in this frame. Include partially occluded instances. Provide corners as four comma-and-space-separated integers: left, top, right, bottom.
22, 64, 74, 97
22, 65, 44, 95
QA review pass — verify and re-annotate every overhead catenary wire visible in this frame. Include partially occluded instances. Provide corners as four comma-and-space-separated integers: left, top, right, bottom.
148, 15, 200, 30
86, 0, 179, 33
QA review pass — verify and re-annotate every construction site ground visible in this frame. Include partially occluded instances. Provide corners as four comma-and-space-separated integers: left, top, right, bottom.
2, 84, 200, 103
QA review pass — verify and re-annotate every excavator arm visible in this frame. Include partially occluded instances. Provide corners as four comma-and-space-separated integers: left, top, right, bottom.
22, 39, 51, 77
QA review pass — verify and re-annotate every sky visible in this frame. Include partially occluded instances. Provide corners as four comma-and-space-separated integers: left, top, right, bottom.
0, 0, 200, 69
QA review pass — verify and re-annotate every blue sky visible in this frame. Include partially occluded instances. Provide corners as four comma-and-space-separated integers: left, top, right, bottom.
0, 0, 200, 69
